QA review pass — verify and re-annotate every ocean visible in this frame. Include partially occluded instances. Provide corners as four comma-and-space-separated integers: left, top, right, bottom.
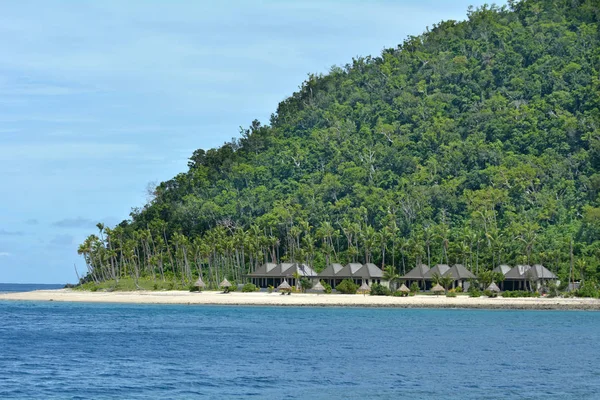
0, 283, 65, 294
0, 301, 598, 399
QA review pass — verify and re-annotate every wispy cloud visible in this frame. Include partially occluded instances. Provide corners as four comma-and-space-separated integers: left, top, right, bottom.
0, 229, 24, 236
25, 219, 39, 225
0, 252, 11, 257
49, 234, 74, 247
52, 217, 97, 229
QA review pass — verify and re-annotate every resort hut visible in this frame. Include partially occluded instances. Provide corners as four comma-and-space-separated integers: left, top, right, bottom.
193, 278, 206, 290
504, 264, 557, 291
400, 264, 429, 291
423, 264, 451, 290
317, 263, 345, 289
277, 279, 292, 295
493, 264, 512, 276
247, 262, 318, 288
487, 282, 501, 293
431, 284, 445, 295
358, 282, 371, 295
338, 263, 384, 287
443, 264, 476, 289
219, 278, 232, 293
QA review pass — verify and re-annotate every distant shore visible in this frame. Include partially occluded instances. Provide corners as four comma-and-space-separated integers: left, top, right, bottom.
1, 289, 599, 310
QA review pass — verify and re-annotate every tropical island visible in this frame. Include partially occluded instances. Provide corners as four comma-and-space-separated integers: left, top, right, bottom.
8, 0, 597, 308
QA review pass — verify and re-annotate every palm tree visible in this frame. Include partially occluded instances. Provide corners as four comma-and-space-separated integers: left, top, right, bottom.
383, 266, 400, 291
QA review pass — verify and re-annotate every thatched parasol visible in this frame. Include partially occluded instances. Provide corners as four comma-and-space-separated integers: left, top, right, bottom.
431, 284, 445, 294
194, 278, 206, 289
277, 280, 291, 290
398, 283, 410, 293
312, 281, 325, 292
487, 282, 501, 292
220, 278, 232, 288
358, 282, 371, 295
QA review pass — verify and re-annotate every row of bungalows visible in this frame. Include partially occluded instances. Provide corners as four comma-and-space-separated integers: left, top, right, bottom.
247, 262, 384, 289
402, 263, 558, 291
319, 263, 384, 288
247, 262, 318, 288
402, 264, 476, 290
493, 264, 558, 291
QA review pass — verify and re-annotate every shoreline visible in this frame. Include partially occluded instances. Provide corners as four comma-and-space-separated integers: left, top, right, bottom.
1, 289, 600, 310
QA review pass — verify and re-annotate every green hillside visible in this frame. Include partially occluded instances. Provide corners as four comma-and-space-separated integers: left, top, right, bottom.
78, 0, 600, 288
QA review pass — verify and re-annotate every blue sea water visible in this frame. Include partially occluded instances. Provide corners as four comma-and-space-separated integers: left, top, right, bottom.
0, 302, 599, 400
0, 283, 65, 294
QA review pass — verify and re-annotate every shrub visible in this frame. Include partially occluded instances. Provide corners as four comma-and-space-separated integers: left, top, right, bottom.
469, 289, 481, 298
189, 285, 199, 292
336, 279, 359, 294
267, 285, 274, 293
321, 281, 332, 294
392, 291, 408, 297
574, 281, 600, 298
242, 283, 258, 292
90, 285, 98, 292
300, 278, 313, 293
446, 291, 457, 297
153, 283, 158, 291
370, 283, 391, 296
483, 289, 497, 298
454, 286, 463, 293
409, 282, 420, 293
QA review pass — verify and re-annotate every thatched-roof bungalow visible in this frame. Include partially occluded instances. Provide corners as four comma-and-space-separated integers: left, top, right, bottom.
423, 264, 451, 290
247, 262, 317, 288
503, 264, 557, 291
400, 264, 429, 290
443, 264, 476, 289
337, 263, 384, 286
317, 263, 345, 289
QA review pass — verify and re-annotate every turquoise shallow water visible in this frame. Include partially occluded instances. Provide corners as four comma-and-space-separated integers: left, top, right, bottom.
0, 301, 599, 399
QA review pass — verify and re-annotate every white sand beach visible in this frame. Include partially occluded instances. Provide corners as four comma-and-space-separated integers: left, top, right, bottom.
1, 289, 600, 310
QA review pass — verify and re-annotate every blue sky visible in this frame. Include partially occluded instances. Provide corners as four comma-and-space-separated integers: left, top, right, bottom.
0, 0, 506, 283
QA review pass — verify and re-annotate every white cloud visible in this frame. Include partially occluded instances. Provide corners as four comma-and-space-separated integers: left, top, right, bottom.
0, 252, 11, 257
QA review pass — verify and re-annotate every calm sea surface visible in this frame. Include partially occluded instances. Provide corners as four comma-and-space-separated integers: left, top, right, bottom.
0, 301, 598, 399
0, 283, 65, 293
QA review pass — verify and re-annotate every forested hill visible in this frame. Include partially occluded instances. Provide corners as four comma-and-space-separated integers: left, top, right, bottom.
79, 0, 600, 286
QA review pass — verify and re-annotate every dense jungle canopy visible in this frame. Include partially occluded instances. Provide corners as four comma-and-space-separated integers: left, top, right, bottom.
78, 0, 600, 287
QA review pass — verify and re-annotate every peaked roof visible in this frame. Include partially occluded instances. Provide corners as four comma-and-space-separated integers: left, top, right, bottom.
424, 264, 451, 279
248, 263, 318, 278
220, 278, 232, 287
401, 264, 430, 279
194, 278, 205, 288
358, 282, 371, 291
277, 280, 291, 290
493, 264, 512, 275
312, 281, 325, 291
398, 283, 410, 292
247, 262, 278, 276
318, 263, 345, 278
505, 264, 557, 280
338, 263, 383, 279
444, 264, 476, 280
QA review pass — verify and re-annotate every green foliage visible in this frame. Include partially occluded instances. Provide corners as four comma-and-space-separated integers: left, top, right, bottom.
321, 280, 332, 294
268, 285, 274, 293
502, 290, 539, 298
300, 278, 313, 293
336, 279, 359, 294
469, 289, 481, 298
454, 286, 463, 293
409, 282, 420, 293
370, 283, 392, 296
393, 290, 408, 297
446, 291, 457, 298
574, 281, 600, 298
189, 285, 199, 292
242, 283, 259, 292
77, 0, 600, 289
483, 290, 497, 298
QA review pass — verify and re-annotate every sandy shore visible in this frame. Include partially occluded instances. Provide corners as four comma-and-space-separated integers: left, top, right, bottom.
1, 289, 600, 310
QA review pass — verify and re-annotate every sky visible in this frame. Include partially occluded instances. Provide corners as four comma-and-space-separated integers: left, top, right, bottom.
0, 0, 507, 284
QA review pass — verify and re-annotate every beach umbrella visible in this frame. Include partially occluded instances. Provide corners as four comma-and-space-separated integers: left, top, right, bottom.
431, 284, 445, 295
220, 279, 232, 288
487, 282, 501, 292
194, 278, 205, 289
358, 282, 371, 295
398, 284, 410, 293
277, 280, 291, 290
312, 281, 325, 292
